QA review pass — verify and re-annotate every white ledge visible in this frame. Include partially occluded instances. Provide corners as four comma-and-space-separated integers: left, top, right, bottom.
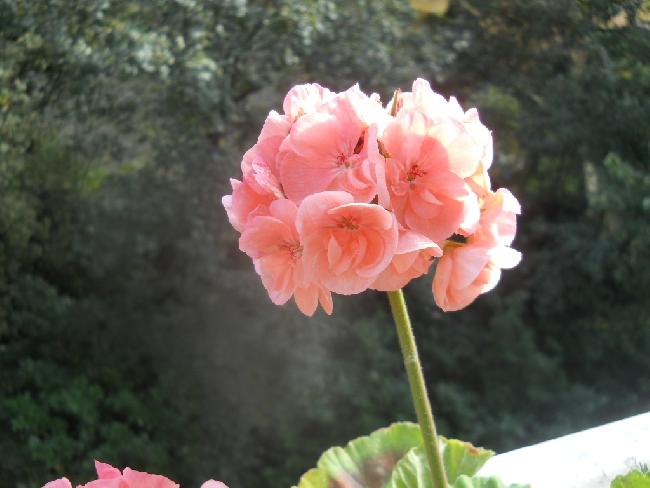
478, 411, 650, 487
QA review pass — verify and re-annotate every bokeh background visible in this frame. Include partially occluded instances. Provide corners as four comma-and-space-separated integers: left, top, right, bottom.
2, 1, 649, 487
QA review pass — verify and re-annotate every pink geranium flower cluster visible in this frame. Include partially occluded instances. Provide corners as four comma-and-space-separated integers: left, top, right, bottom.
42, 460, 227, 488
223, 79, 521, 314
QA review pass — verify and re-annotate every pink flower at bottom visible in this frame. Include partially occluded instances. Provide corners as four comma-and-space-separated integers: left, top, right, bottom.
43, 479, 72, 488
41, 463, 230, 488
432, 243, 521, 312
41, 461, 181, 488
81, 461, 179, 488
201, 481, 229, 488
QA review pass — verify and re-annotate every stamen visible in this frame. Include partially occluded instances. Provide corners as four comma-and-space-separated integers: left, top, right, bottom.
336, 154, 351, 168
406, 163, 427, 182
281, 241, 303, 260
338, 216, 359, 230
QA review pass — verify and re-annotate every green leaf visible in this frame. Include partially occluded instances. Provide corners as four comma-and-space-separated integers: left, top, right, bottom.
385, 435, 494, 488
385, 449, 429, 488
443, 439, 495, 484
386, 447, 501, 488
611, 469, 650, 488
295, 422, 423, 488
295, 422, 496, 488
387, 449, 530, 488
295, 468, 328, 488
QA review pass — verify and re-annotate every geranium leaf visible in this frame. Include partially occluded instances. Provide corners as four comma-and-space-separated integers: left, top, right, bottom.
295, 422, 422, 488
386, 439, 494, 488
442, 438, 495, 484
294, 422, 499, 488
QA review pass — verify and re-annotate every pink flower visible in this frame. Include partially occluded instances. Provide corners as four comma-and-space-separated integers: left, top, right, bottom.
473, 188, 521, 246
381, 109, 480, 241
283, 83, 335, 121
82, 461, 179, 488
42, 463, 229, 488
201, 482, 229, 488
394, 78, 492, 179
240, 147, 284, 199
239, 199, 333, 316
279, 87, 383, 203
226, 138, 288, 228
432, 243, 521, 312
461, 106, 493, 173
372, 230, 442, 292
432, 188, 521, 311
41, 461, 179, 488
297, 191, 398, 295
223, 113, 290, 232
256, 110, 292, 176
43, 479, 72, 488
252, 84, 335, 182
465, 162, 492, 198
222, 177, 276, 233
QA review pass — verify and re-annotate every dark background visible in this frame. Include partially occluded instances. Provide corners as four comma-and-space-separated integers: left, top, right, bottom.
1, 1, 649, 487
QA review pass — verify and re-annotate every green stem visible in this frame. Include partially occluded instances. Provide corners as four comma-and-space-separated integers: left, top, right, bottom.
387, 289, 448, 488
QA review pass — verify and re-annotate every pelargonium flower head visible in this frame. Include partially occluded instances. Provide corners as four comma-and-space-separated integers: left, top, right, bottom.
223, 79, 521, 314
279, 87, 382, 204
381, 109, 480, 241
297, 191, 398, 295
372, 229, 442, 292
239, 199, 333, 316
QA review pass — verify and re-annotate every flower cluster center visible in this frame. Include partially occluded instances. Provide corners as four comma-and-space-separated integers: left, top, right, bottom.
281, 241, 303, 260
406, 163, 427, 182
336, 153, 351, 168
338, 216, 360, 230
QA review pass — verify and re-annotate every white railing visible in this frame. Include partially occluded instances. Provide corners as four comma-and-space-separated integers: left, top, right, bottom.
478, 411, 650, 488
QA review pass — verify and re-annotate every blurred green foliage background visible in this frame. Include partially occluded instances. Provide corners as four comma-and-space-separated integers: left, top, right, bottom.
1, 0, 649, 487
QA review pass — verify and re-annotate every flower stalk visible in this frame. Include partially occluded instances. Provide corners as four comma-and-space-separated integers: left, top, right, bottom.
387, 289, 448, 488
